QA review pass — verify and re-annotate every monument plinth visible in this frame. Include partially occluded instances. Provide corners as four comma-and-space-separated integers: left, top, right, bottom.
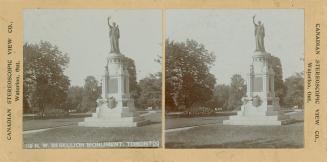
78, 17, 149, 127
223, 16, 294, 126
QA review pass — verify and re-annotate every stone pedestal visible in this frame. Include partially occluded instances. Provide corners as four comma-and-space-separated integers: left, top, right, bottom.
223, 51, 294, 126
78, 102, 149, 127
79, 52, 149, 127
223, 102, 293, 125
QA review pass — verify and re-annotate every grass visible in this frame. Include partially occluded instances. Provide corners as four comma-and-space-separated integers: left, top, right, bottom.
23, 118, 84, 131
24, 123, 161, 143
166, 116, 228, 129
23, 111, 162, 148
166, 122, 303, 148
165, 112, 304, 148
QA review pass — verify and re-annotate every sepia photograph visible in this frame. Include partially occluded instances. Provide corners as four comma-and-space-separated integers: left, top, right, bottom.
165, 9, 304, 148
23, 9, 162, 148
1, 0, 327, 161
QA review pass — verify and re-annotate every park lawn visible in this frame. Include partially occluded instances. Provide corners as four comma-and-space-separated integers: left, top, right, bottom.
24, 122, 161, 144
23, 118, 85, 131
165, 122, 304, 148
165, 111, 304, 148
24, 110, 161, 131
166, 111, 303, 130
166, 116, 228, 129
24, 111, 162, 147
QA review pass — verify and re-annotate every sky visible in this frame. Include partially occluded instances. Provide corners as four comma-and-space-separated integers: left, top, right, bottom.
167, 9, 304, 85
24, 9, 162, 86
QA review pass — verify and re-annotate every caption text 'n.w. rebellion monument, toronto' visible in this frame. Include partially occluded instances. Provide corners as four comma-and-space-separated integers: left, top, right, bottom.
223, 16, 294, 125
79, 17, 149, 127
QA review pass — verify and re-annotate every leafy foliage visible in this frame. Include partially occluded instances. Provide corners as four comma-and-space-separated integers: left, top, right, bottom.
135, 72, 162, 109
80, 76, 101, 112
165, 39, 216, 111
23, 41, 70, 113
227, 74, 246, 110
124, 57, 139, 99
208, 84, 230, 110
270, 55, 286, 106
284, 72, 304, 108
66, 86, 83, 112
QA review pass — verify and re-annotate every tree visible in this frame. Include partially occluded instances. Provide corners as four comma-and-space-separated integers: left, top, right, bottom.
135, 72, 162, 110
270, 55, 286, 106
66, 86, 84, 112
23, 41, 70, 114
227, 74, 246, 110
80, 76, 101, 112
124, 57, 139, 99
210, 84, 230, 110
165, 39, 216, 111
284, 72, 304, 108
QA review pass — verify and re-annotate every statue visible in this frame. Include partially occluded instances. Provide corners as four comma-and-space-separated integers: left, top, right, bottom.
252, 15, 265, 52
107, 16, 120, 53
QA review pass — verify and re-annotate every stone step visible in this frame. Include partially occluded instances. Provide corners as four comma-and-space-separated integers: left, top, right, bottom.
237, 111, 266, 116
229, 115, 279, 121
84, 116, 143, 123
230, 114, 288, 120
223, 119, 282, 125
99, 113, 139, 118
235, 111, 289, 120
223, 118, 295, 126
280, 118, 297, 125
78, 119, 150, 127
92, 112, 140, 118
96, 109, 137, 115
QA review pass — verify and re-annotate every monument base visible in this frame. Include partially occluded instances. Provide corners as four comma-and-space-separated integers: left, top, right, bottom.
78, 118, 149, 127
78, 101, 150, 127
223, 114, 294, 126
223, 97, 295, 126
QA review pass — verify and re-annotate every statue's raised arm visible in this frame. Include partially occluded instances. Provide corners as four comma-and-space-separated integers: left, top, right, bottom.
252, 15, 257, 26
107, 16, 113, 28
252, 15, 265, 52
107, 17, 120, 53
